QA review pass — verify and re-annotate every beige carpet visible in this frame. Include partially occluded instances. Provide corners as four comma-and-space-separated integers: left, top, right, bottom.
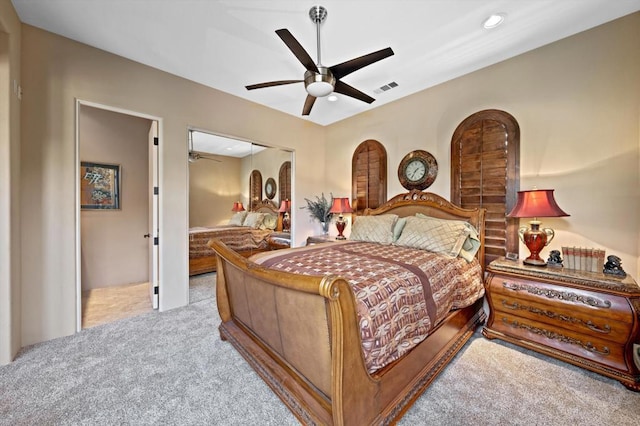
2, 273, 638, 425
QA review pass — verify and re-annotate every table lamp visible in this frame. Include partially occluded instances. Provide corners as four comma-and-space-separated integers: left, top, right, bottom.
278, 199, 291, 232
507, 189, 569, 266
329, 197, 353, 240
231, 201, 245, 212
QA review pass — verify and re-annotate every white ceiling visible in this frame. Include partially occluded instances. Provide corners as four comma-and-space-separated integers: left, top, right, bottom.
11, 0, 640, 126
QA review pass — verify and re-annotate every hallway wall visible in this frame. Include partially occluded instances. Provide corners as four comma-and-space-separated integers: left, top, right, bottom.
79, 105, 151, 290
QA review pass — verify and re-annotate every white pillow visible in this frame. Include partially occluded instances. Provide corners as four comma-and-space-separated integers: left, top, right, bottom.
228, 211, 248, 226
243, 212, 265, 229
349, 214, 398, 245
261, 214, 278, 230
395, 215, 470, 257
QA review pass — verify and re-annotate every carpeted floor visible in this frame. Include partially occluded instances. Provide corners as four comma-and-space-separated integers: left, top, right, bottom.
1, 273, 639, 425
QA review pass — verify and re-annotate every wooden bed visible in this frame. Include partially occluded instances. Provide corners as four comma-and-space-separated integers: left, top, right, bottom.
189, 200, 283, 276
208, 191, 486, 425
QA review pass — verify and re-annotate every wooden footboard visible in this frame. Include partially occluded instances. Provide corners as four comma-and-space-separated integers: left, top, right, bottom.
210, 239, 485, 425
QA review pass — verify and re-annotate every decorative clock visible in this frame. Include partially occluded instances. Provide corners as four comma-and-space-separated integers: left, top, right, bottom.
397, 150, 438, 191
265, 178, 276, 200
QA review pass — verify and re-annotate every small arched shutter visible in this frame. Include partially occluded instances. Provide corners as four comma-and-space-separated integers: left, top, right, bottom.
249, 169, 262, 210
351, 140, 387, 214
278, 161, 291, 203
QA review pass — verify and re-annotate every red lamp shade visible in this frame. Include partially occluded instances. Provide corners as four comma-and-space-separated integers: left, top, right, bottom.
329, 197, 353, 215
278, 199, 291, 213
231, 201, 245, 212
507, 189, 569, 266
278, 199, 291, 232
329, 197, 353, 240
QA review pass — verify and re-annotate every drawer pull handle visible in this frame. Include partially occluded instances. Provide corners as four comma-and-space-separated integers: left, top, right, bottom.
500, 300, 611, 334
502, 282, 611, 308
502, 318, 610, 356
585, 321, 611, 334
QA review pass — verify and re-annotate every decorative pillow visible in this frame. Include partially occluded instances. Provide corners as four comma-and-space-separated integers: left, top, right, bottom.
415, 213, 480, 262
392, 217, 407, 242
228, 211, 248, 226
349, 214, 398, 245
395, 215, 470, 257
459, 224, 481, 262
261, 214, 278, 230
243, 212, 265, 229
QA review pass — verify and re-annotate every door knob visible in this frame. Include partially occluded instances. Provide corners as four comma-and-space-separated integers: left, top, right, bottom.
143, 234, 151, 238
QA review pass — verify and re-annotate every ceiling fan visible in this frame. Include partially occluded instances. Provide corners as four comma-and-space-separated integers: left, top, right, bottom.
188, 131, 221, 163
246, 5, 394, 116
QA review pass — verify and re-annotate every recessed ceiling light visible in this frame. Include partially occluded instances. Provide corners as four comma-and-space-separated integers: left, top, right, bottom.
483, 13, 505, 29
327, 94, 338, 102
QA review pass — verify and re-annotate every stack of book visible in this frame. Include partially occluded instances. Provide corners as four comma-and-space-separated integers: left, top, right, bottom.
561, 247, 605, 273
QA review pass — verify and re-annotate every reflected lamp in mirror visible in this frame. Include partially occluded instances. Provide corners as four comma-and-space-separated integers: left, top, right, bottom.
231, 201, 245, 212
278, 199, 291, 232
329, 197, 353, 240
507, 189, 569, 266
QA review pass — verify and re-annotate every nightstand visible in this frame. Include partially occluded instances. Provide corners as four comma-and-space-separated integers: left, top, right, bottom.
483, 257, 640, 391
306, 234, 339, 245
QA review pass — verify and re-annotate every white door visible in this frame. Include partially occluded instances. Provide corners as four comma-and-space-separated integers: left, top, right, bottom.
148, 121, 159, 309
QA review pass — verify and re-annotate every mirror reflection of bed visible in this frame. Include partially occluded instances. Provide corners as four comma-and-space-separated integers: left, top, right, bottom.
188, 129, 293, 278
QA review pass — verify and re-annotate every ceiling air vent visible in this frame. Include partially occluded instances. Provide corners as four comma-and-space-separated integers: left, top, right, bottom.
373, 81, 398, 94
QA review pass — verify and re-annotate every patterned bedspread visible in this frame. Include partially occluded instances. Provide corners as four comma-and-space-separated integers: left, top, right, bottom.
251, 241, 484, 374
189, 226, 272, 257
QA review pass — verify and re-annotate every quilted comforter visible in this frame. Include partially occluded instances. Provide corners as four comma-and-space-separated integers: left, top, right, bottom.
189, 226, 272, 258
251, 241, 484, 373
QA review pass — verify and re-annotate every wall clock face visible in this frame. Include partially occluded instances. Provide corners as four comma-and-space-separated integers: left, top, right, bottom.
398, 150, 438, 190
265, 178, 276, 200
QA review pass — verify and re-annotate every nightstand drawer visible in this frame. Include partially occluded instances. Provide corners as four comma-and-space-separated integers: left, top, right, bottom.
488, 274, 633, 324
492, 311, 628, 372
491, 295, 630, 343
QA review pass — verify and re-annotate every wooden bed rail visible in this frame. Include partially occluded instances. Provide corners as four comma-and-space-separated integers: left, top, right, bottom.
209, 238, 381, 425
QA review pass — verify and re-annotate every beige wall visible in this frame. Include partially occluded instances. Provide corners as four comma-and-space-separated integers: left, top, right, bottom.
0, 0, 22, 364
19, 23, 325, 347
326, 13, 640, 279
79, 105, 151, 290
189, 154, 242, 227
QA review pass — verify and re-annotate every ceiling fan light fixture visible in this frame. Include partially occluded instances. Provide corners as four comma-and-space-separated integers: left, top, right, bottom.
304, 67, 335, 97
483, 13, 506, 29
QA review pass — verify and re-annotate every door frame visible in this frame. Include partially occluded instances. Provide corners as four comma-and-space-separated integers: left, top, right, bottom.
74, 99, 163, 332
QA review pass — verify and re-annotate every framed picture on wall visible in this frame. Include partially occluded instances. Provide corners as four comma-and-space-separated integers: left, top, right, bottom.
80, 161, 121, 210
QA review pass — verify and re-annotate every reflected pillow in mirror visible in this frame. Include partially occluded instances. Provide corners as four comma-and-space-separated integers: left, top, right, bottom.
228, 211, 248, 226
243, 212, 265, 229
261, 214, 278, 230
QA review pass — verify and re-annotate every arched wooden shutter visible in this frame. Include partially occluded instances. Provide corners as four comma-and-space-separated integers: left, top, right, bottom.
351, 140, 387, 214
249, 169, 262, 210
451, 110, 520, 267
278, 161, 291, 203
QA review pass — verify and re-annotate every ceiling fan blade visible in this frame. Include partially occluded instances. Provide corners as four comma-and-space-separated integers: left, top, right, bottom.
246, 80, 302, 90
334, 80, 375, 104
275, 29, 319, 73
330, 47, 394, 80
302, 95, 317, 116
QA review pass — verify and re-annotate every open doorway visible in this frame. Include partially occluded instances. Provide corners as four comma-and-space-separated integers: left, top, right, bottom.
76, 102, 160, 329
